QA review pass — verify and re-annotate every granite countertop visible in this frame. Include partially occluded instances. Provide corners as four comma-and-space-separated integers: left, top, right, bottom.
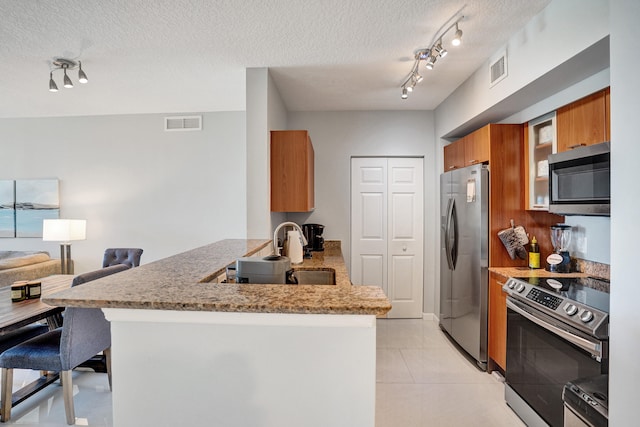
489, 266, 588, 280
43, 239, 392, 316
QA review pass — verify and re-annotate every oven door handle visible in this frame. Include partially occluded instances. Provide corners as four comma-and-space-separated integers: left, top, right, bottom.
507, 299, 602, 358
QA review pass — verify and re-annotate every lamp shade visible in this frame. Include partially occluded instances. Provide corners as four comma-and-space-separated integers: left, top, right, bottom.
42, 219, 86, 242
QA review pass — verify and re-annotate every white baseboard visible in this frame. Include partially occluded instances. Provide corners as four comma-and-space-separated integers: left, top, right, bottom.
422, 313, 438, 322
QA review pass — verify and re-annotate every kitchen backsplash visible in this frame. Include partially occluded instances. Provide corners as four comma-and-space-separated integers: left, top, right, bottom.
573, 258, 610, 280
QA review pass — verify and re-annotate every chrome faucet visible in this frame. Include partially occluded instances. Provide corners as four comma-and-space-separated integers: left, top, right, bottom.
273, 221, 308, 256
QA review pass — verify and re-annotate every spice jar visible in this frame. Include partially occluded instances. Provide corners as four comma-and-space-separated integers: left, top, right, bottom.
11, 281, 28, 302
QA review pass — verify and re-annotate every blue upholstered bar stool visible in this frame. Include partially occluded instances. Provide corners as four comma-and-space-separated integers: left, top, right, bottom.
102, 248, 143, 268
0, 264, 129, 424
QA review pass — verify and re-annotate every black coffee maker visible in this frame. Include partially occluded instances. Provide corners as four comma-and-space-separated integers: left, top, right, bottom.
302, 224, 325, 252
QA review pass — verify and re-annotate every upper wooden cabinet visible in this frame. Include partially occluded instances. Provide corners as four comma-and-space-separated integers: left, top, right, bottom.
464, 126, 490, 166
443, 123, 524, 267
270, 130, 315, 212
443, 127, 490, 171
443, 140, 464, 170
557, 87, 610, 152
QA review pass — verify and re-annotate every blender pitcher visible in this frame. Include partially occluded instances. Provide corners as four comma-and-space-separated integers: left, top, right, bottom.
548, 224, 572, 273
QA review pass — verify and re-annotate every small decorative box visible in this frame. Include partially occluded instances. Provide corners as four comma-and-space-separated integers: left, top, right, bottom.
11, 281, 28, 302
26, 280, 42, 299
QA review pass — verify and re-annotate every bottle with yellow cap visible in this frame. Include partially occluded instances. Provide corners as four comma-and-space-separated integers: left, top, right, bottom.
529, 236, 540, 269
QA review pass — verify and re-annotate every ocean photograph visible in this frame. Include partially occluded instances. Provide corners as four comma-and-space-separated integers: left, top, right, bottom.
0, 180, 15, 238
15, 180, 59, 238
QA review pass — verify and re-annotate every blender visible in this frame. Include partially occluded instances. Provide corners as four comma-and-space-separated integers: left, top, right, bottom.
547, 224, 572, 273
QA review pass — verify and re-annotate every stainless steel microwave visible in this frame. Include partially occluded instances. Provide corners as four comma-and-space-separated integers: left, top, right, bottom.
548, 141, 610, 216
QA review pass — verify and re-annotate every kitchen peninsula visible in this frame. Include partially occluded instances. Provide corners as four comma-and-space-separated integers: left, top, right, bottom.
44, 239, 390, 427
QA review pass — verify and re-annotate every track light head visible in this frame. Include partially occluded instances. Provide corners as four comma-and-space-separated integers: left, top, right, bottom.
452, 24, 463, 46
49, 72, 58, 92
78, 61, 88, 84
425, 54, 437, 70
435, 40, 448, 58
401, 87, 408, 99
415, 73, 423, 83
63, 67, 73, 88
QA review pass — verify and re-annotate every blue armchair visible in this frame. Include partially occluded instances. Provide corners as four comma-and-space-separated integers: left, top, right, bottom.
0, 265, 128, 424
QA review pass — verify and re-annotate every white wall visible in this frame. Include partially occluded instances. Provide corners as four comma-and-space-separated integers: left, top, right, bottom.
286, 111, 438, 315
246, 68, 289, 241
435, 0, 609, 139
0, 112, 246, 273
609, 0, 639, 423
246, 68, 271, 239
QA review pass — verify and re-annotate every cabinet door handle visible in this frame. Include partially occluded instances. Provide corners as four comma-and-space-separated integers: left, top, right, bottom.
468, 159, 478, 164
569, 143, 587, 149
448, 165, 456, 170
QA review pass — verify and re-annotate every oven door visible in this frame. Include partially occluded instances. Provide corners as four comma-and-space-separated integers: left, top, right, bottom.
505, 298, 606, 427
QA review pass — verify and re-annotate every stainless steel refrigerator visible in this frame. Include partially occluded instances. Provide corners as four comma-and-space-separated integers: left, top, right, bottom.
439, 163, 489, 370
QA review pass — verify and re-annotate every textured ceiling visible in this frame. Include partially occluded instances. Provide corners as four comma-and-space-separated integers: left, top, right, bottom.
0, 0, 551, 118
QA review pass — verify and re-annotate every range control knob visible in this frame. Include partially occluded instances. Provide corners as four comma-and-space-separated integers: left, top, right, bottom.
580, 310, 594, 323
507, 280, 516, 290
564, 303, 579, 316
515, 283, 526, 293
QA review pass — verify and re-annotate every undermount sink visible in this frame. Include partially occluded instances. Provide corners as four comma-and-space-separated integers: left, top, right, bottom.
291, 268, 336, 285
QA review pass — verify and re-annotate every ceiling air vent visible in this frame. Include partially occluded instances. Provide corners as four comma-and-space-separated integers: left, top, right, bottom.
489, 50, 508, 87
164, 115, 202, 131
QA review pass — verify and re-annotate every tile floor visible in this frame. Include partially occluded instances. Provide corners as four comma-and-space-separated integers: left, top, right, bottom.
3, 318, 524, 426
375, 318, 525, 427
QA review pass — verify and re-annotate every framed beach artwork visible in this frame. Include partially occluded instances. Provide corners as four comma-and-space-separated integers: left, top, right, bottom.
15, 180, 60, 238
0, 180, 15, 238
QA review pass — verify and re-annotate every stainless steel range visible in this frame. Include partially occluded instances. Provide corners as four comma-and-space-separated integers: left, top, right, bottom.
502, 276, 610, 427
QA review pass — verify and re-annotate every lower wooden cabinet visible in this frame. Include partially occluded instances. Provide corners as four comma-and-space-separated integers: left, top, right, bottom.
488, 272, 508, 371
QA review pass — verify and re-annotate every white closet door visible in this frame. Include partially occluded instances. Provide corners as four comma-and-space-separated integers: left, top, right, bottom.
386, 158, 424, 318
351, 157, 424, 318
351, 158, 388, 293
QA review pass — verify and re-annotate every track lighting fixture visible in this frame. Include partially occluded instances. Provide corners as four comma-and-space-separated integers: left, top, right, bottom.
400, 16, 464, 99
48, 58, 88, 92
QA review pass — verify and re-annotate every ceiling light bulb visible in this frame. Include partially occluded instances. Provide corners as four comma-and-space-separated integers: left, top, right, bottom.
401, 87, 408, 99
452, 24, 463, 46
407, 85, 413, 93
63, 67, 73, 88
415, 73, 423, 83
426, 55, 437, 70
49, 72, 58, 92
78, 61, 88, 84
436, 41, 448, 58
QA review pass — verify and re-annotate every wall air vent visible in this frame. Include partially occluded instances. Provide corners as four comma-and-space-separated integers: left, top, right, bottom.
164, 115, 202, 131
489, 50, 508, 87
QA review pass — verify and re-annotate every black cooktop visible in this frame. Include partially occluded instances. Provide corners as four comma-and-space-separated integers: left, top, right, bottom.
516, 276, 610, 314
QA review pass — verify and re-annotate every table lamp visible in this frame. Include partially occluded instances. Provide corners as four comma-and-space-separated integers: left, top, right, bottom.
42, 219, 86, 274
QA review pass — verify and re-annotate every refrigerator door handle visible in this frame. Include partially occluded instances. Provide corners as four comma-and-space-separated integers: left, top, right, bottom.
451, 198, 458, 269
445, 198, 456, 270
444, 198, 453, 269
